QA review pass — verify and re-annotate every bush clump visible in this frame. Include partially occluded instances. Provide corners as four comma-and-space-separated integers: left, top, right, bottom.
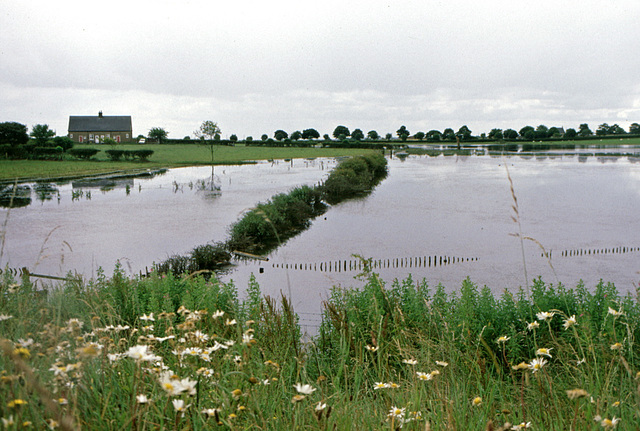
68, 148, 100, 160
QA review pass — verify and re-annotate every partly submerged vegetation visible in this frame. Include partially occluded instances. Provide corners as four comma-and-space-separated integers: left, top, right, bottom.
158, 153, 388, 272
1, 264, 638, 429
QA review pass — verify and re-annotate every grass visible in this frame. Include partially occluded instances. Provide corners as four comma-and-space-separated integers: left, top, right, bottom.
0, 144, 379, 182
1, 263, 638, 430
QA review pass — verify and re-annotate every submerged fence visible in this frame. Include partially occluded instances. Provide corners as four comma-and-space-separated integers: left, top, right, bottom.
269, 255, 479, 273
557, 246, 640, 258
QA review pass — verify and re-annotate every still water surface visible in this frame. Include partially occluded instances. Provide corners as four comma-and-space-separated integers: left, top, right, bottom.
2, 154, 639, 332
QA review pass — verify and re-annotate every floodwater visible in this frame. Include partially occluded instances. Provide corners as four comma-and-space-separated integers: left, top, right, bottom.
0, 158, 337, 278
2, 154, 640, 333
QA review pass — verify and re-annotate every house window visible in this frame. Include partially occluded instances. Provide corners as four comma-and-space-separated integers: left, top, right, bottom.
70, 134, 73, 138
89, 134, 94, 140
126, 133, 130, 139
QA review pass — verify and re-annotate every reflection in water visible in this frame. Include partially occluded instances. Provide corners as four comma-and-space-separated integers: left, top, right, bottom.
34, 183, 60, 203
0, 185, 32, 208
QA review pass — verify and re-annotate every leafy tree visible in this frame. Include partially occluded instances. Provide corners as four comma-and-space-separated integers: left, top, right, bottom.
629, 123, 640, 134
519, 126, 534, 137
547, 127, 562, 138
333, 125, 350, 139
385, 133, 393, 140
274, 130, 288, 141
183, 136, 191, 140
51, 136, 74, 151
194, 121, 221, 140
503, 129, 518, 139
578, 123, 593, 137
564, 128, 577, 139
351, 129, 364, 141
524, 130, 535, 141
396, 125, 410, 141
596, 123, 610, 136
367, 130, 379, 140
30, 124, 56, 145
414, 131, 425, 141
443, 128, 455, 140
103, 137, 118, 146
0, 122, 29, 146
148, 127, 168, 143
290, 131, 302, 141
301, 128, 320, 139
610, 124, 626, 135
457, 125, 472, 140
323, 134, 331, 141
426, 130, 442, 141
488, 128, 503, 140
261, 134, 268, 141
229, 134, 238, 142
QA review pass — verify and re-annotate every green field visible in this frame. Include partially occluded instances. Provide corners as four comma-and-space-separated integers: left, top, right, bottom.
0, 144, 378, 182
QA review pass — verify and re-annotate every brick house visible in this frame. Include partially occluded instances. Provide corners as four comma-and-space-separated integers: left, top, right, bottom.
68, 111, 133, 143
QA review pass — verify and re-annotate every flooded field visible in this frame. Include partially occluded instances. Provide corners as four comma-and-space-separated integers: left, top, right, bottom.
2, 152, 639, 332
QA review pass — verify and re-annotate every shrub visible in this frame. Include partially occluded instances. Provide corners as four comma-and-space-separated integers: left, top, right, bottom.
32, 146, 63, 160
68, 148, 100, 159
105, 149, 125, 161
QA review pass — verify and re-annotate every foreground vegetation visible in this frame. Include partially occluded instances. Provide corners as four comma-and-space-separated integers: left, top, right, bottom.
1, 266, 638, 430
0, 145, 379, 182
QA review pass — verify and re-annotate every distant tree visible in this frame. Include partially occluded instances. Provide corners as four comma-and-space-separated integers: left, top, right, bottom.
610, 124, 626, 135
323, 134, 331, 141
246, 136, 253, 143
396, 125, 410, 141
488, 128, 503, 140
385, 133, 393, 140
503, 129, 519, 139
229, 134, 238, 142
519, 126, 534, 138
351, 128, 364, 141
443, 128, 455, 140
457, 125, 472, 140
547, 127, 562, 138
51, 136, 74, 151
564, 128, 577, 139
333, 125, 350, 139
534, 125, 548, 139
194, 121, 221, 140
426, 130, 442, 141
290, 130, 302, 141
274, 130, 288, 141
524, 130, 535, 141
578, 123, 593, 137
596, 123, 610, 136
183, 136, 191, 140
30, 124, 56, 145
414, 131, 425, 141
261, 134, 268, 141
148, 127, 168, 143
301, 128, 320, 139
630, 123, 640, 134
0, 122, 29, 146
367, 130, 380, 140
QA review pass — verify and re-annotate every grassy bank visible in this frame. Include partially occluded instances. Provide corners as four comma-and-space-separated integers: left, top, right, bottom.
0, 144, 379, 182
1, 267, 638, 430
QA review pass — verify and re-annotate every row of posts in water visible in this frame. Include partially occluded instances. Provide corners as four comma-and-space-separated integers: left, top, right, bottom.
558, 246, 639, 258
271, 255, 478, 273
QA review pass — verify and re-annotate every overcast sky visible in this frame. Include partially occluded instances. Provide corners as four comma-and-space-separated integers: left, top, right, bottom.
2, 0, 639, 139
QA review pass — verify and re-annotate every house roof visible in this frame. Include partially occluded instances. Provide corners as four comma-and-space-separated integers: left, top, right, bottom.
68, 115, 132, 132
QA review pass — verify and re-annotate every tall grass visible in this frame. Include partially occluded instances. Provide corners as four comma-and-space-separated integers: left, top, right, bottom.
1, 264, 638, 429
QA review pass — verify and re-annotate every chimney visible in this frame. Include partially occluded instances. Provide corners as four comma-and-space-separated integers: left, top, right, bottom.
98, 111, 103, 118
